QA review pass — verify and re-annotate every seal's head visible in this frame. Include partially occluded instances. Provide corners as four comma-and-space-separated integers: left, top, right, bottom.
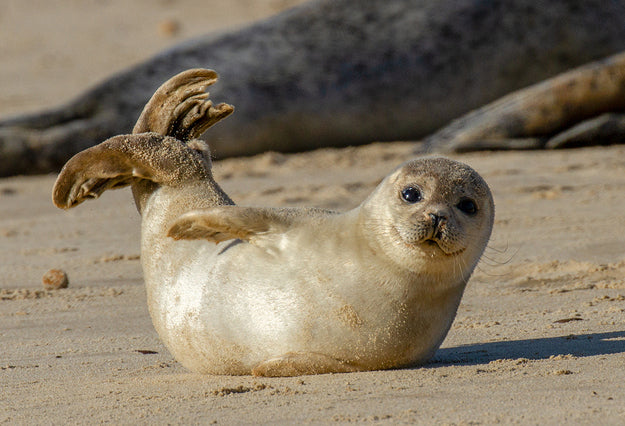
361, 156, 494, 280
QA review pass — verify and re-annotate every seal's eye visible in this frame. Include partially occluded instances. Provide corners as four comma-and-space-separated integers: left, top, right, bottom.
457, 198, 477, 215
401, 186, 422, 203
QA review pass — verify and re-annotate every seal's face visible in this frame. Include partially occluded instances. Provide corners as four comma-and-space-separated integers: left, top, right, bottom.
364, 157, 494, 276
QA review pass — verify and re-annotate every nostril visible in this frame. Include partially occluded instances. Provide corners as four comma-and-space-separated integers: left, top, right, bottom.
429, 213, 440, 227
429, 212, 447, 228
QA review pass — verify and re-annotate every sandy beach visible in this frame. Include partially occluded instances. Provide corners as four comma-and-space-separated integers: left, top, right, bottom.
1, 1, 624, 424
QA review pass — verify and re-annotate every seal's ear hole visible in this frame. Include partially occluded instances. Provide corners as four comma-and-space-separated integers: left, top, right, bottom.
457, 197, 478, 215
400, 186, 422, 204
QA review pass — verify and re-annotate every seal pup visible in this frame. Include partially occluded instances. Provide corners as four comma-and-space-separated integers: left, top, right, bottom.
5, 0, 625, 176
53, 69, 494, 376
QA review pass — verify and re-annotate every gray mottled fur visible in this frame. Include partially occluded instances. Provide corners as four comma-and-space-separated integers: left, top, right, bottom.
3, 0, 625, 176
423, 52, 625, 153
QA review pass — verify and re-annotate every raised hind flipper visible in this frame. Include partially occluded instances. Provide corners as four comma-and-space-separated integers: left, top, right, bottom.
132, 68, 233, 140
52, 134, 214, 209
52, 69, 234, 210
252, 352, 361, 377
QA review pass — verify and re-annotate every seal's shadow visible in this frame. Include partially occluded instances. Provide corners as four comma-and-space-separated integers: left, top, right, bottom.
430, 330, 625, 366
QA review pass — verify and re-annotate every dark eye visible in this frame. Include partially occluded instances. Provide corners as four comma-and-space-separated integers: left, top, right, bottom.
457, 198, 477, 215
401, 186, 422, 203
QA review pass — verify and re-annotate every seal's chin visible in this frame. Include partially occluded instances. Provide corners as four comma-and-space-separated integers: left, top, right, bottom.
421, 239, 465, 257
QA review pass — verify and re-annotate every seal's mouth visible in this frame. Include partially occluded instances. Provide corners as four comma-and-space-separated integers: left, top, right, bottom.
424, 239, 439, 247
392, 225, 465, 257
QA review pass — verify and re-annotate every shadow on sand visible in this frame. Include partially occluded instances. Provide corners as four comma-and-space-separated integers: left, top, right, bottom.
432, 330, 625, 366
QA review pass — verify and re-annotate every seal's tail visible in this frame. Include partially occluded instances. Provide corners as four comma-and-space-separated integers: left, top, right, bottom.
52, 69, 234, 210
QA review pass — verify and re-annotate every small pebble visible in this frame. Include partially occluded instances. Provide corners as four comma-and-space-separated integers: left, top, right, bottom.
42, 269, 69, 290
158, 19, 180, 37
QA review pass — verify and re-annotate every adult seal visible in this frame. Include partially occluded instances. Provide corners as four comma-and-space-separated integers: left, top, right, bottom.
4, 0, 625, 176
53, 70, 494, 376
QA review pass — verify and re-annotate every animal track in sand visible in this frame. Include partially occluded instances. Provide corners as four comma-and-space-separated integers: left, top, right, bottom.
21, 247, 78, 256
210, 382, 305, 397
93, 254, 140, 263
0, 286, 125, 301
518, 184, 575, 200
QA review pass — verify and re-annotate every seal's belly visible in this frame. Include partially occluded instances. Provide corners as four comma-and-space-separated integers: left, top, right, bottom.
144, 238, 460, 374
145, 240, 318, 373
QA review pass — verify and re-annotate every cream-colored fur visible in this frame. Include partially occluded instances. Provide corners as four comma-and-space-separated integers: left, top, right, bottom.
53, 69, 494, 376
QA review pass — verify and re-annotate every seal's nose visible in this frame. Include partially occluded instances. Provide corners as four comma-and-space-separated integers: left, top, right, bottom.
429, 212, 446, 229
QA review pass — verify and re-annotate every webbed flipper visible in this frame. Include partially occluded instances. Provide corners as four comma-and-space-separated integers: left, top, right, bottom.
52, 134, 212, 209
168, 206, 334, 243
52, 69, 233, 210
132, 68, 233, 140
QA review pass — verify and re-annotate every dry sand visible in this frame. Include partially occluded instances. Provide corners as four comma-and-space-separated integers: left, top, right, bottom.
1, 1, 624, 424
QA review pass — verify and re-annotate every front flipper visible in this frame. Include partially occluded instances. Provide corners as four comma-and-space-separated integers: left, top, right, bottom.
252, 352, 361, 377
167, 206, 333, 243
